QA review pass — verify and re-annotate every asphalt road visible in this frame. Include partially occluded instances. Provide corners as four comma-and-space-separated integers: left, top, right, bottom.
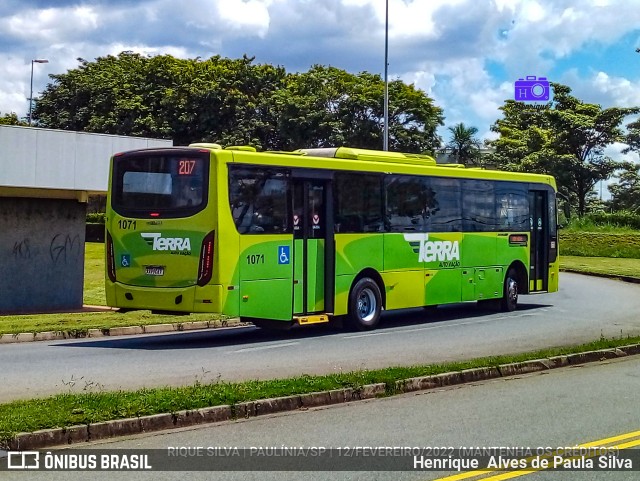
1, 273, 640, 402
3, 352, 639, 480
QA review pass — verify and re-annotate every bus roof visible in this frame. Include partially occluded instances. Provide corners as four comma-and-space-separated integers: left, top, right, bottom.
295, 147, 437, 166
180, 144, 556, 189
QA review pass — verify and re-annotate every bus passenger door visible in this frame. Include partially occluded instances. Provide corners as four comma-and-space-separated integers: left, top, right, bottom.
292, 178, 334, 315
529, 190, 549, 292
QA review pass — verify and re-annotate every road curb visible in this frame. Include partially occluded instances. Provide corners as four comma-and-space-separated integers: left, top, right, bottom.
5, 344, 639, 450
0, 320, 243, 345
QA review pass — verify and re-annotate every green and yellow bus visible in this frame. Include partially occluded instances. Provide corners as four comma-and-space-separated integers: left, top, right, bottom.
105, 145, 558, 331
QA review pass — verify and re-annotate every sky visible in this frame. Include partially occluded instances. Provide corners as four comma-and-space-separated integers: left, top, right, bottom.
2, 0, 640, 181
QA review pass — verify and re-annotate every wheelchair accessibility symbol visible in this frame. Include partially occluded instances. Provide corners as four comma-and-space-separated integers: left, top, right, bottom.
121, 254, 131, 267
278, 246, 290, 264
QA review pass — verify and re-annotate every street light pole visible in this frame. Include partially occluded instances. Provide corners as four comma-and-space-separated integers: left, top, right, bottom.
383, 0, 389, 151
29, 59, 49, 126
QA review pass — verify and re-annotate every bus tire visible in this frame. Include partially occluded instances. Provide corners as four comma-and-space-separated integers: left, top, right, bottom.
346, 277, 382, 331
500, 268, 519, 312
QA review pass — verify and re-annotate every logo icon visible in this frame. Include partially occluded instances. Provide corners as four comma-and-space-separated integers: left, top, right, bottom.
120, 254, 131, 267
141, 233, 191, 252
404, 233, 460, 264
278, 246, 290, 264
7, 451, 40, 469
514, 76, 550, 102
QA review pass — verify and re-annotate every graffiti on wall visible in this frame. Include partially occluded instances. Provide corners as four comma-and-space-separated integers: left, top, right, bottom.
8, 234, 81, 266
12, 238, 32, 260
50, 234, 81, 265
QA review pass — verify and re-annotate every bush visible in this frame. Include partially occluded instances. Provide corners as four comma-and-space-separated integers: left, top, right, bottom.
565, 212, 640, 231
86, 212, 106, 224
589, 212, 640, 229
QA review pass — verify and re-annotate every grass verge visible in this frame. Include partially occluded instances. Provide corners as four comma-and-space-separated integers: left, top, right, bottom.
1, 334, 639, 444
560, 256, 640, 281
0, 311, 236, 336
83, 242, 106, 306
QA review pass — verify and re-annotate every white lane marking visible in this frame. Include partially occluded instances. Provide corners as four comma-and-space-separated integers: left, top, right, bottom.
233, 342, 300, 353
397, 316, 499, 334
342, 331, 390, 339
352, 311, 544, 337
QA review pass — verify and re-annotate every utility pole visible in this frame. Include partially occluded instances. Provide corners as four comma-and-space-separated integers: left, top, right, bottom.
383, 0, 389, 151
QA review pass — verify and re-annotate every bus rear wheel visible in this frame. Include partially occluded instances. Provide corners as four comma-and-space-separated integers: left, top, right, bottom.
500, 268, 519, 312
346, 277, 382, 331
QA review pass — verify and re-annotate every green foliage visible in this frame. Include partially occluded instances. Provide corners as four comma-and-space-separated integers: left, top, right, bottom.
0, 112, 27, 126
86, 212, 105, 224
271, 66, 443, 152
609, 162, 640, 213
486, 83, 640, 216
564, 212, 640, 231
444, 122, 482, 165
33, 53, 443, 152
559, 232, 640, 258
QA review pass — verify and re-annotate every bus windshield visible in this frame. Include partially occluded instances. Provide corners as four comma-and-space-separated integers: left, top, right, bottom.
111, 151, 209, 218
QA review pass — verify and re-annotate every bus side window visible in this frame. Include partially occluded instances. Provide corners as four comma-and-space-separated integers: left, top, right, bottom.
429, 177, 462, 232
229, 167, 290, 234
385, 175, 427, 232
495, 182, 529, 231
334, 173, 382, 233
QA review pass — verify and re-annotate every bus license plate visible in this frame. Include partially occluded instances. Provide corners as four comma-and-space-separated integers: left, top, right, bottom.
145, 266, 164, 276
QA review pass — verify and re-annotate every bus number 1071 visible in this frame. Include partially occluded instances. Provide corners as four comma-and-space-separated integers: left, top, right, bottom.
118, 219, 137, 230
246, 254, 265, 265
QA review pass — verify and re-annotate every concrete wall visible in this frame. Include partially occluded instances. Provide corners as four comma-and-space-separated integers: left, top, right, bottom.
0, 197, 87, 313
0, 126, 172, 313
0, 125, 172, 193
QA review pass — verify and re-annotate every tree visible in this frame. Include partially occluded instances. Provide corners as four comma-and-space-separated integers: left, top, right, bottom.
444, 122, 482, 165
609, 162, 640, 212
0, 112, 27, 126
487, 83, 639, 216
33, 52, 286, 147
270, 65, 443, 152
33, 53, 444, 153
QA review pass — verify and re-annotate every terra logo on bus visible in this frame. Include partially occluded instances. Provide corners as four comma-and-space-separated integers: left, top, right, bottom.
404, 234, 460, 266
141, 233, 192, 252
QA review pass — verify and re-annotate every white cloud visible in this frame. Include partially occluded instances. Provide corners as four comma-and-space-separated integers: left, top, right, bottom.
520, 0, 547, 23
0, 55, 54, 117
2, 5, 100, 44
214, 0, 273, 35
559, 69, 640, 109
605, 142, 639, 163
409, 59, 509, 140
591, 72, 640, 107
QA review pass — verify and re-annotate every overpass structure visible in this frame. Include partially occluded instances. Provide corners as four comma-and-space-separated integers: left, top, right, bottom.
0, 125, 171, 313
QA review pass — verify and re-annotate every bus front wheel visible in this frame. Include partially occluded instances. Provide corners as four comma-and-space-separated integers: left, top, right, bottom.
346, 277, 382, 331
501, 268, 518, 312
